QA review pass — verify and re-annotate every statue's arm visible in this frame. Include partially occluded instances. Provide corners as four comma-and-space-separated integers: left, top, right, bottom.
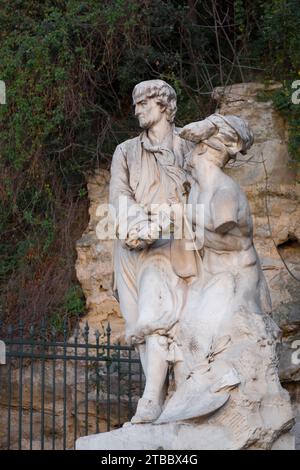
109, 143, 136, 209
179, 119, 217, 143
210, 188, 238, 234
109, 144, 157, 248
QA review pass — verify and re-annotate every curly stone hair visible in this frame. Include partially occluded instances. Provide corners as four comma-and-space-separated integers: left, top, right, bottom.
132, 79, 177, 123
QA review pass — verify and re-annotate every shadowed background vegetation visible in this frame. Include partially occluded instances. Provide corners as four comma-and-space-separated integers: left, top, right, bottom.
0, 0, 299, 332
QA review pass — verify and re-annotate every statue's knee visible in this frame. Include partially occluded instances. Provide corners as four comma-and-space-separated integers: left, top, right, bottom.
149, 334, 168, 348
134, 318, 151, 338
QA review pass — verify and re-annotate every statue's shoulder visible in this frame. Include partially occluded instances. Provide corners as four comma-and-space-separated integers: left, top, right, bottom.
173, 127, 195, 154
115, 135, 141, 156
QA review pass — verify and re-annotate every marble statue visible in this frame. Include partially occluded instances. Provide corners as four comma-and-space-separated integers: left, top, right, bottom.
76, 80, 294, 449
109, 79, 198, 423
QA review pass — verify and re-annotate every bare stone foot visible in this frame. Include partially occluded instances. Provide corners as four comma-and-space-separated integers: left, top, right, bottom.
131, 398, 162, 424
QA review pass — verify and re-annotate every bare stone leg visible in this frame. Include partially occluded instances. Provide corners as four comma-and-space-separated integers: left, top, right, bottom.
131, 334, 168, 423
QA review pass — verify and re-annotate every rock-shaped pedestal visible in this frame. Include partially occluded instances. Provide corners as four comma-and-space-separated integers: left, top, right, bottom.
76, 422, 294, 450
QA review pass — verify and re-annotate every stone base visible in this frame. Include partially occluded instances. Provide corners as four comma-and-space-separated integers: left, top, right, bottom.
76, 422, 295, 451
271, 432, 295, 450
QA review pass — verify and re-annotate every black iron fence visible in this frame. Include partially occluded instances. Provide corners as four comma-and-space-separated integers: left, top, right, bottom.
0, 319, 144, 450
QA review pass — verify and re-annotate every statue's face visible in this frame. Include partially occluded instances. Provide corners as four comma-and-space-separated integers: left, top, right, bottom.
184, 143, 228, 175
134, 96, 165, 129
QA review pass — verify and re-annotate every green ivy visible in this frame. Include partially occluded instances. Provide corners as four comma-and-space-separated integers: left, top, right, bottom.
272, 83, 300, 163
63, 284, 86, 317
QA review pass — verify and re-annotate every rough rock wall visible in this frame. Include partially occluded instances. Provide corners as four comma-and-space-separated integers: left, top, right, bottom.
75, 82, 300, 445
75, 170, 123, 341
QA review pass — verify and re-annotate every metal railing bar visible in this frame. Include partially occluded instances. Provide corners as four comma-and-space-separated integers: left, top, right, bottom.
18, 320, 24, 450
29, 325, 34, 451
95, 330, 100, 435
84, 322, 89, 436
73, 327, 78, 447
4, 351, 140, 363
63, 319, 68, 450
52, 327, 56, 451
117, 343, 121, 428
106, 324, 111, 432
6, 326, 13, 450
1, 339, 135, 352
40, 320, 46, 450
128, 347, 132, 420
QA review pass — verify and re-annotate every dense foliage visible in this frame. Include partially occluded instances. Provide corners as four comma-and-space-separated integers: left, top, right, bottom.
0, 0, 299, 330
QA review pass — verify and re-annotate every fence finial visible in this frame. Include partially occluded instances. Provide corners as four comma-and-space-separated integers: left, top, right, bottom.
84, 321, 89, 342
18, 318, 24, 338
63, 316, 68, 339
